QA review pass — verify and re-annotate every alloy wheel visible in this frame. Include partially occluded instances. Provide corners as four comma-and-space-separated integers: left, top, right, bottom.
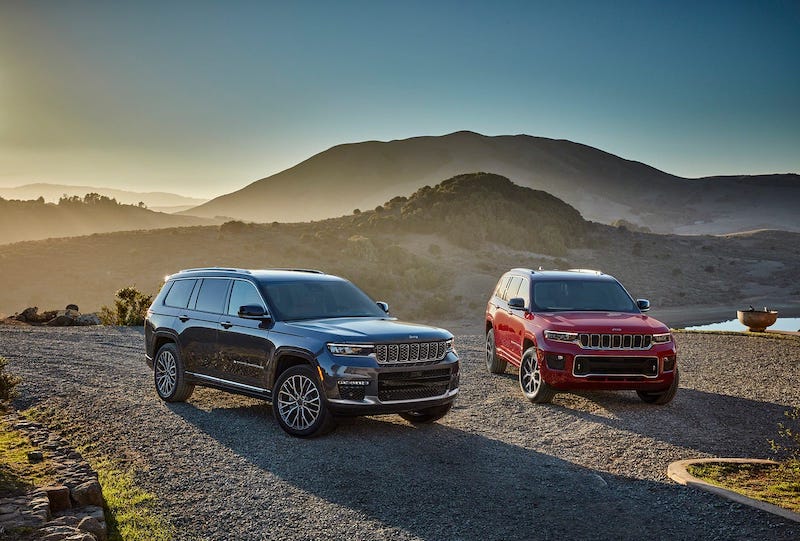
521, 354, 541, 396
277, 374, 321, 431
155, 350, 177, 397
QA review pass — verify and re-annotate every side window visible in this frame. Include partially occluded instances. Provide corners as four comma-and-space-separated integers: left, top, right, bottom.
504, 277, 522, 301
227, 281, 265, 316
494, 276, 511, 299
194, 279, 231, 314
518, 278, 531, 307
163, 279, 196, 308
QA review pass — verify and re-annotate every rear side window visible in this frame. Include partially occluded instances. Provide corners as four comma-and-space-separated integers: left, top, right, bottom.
164, 279, 196, 308
494, 276, 511, 298
227, 280, 265, 316
194, 279, 231, 314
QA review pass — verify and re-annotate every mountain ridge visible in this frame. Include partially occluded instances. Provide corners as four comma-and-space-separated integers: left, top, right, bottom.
183, 131, 799, 234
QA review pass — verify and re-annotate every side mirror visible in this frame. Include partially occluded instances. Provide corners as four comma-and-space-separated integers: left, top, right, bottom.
636, 299, 651, 312
508, 297, 526, 310
238, 304, 269, 319
376, 301, 389, 313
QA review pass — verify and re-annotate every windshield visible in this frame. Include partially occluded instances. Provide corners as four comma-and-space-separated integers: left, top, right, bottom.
260, 279, 386, 321
532, 279, 637, 312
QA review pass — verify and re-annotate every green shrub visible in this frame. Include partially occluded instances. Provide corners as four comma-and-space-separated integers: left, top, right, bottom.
771, 407, 800, 461
0, 356, 21, 402
99, 286, 153, 326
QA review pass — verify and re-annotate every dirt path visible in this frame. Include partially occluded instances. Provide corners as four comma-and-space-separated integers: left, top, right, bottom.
1, 326, 798, 540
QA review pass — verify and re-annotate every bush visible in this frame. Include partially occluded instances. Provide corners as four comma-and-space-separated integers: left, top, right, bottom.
0, 356, 21, 402
99, 286, 153, 326
771, 407, 800, 461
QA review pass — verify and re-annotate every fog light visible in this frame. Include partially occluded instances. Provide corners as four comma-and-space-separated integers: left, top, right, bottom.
545, 353, 566, 370
338, 380, 369, 400
663, 355, 676, 371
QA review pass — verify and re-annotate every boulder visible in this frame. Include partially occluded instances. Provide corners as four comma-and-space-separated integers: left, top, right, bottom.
44, 485, 72, 512
76, 314, 101, 326
46, 315, 76, 327
65, 304, 79, 311
17, 306, 39, 322
77, 515, 106, 541
70, 480, 103, 507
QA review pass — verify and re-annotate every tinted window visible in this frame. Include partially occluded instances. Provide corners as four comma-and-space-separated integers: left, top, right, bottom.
517, 278, 531, 307
194, 279, 231, 314
227, 280, 265, 316
164, 279, 196, 308
261, 279, 385, 321
532, 280, 637, 312
504, 277, 522, 301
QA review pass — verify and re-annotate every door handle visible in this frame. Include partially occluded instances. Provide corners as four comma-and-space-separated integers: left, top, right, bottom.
178, 315, 190, 322
220, 321, 233, 329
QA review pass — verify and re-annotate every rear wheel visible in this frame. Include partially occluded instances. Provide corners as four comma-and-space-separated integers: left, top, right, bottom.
273, 365, 335, 437
485, 329, 507, 374
154, 343, 194, 402
637, 368, 679, 405
399, 403, 453, 424
519, 347, 556, 403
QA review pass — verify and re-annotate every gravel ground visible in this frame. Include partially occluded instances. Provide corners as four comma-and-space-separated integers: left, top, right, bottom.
1, 326, 799, 540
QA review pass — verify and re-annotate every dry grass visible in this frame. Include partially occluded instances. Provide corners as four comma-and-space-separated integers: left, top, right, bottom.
688, 461, 800, 513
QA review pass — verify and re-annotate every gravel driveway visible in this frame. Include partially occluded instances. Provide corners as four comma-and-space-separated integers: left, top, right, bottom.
1, 326, 799, 540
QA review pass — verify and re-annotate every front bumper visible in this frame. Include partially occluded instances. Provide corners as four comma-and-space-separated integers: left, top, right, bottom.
537, 344, 677, 392
319, 351, 460, 415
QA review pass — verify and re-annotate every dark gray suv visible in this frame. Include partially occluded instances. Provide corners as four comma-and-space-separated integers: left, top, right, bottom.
144, 268, 459, 437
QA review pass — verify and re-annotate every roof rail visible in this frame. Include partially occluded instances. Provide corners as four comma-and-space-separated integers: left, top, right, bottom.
567, 268, 603, 275
510, 267, 535, 274
178, 267, 252, 274
268, 268, 325, 274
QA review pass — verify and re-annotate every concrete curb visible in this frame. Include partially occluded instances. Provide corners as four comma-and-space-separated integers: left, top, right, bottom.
667, 458, 800, 524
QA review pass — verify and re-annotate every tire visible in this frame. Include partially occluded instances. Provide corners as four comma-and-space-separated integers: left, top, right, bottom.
637, 368, 679, 405
519, 347, 556, 403
154, 343, 195, 402
399, 402, 453, 424
272, 365, 335, 437
485, 329, 507, 374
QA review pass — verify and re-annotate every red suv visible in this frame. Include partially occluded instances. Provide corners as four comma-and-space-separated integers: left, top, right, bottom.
485, 269, 678, 404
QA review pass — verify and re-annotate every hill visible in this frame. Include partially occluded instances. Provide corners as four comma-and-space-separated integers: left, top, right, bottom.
184, 131, 800, 235
0, 183, 207, 213
0, 193, 218, 244
1, 173, 798, 330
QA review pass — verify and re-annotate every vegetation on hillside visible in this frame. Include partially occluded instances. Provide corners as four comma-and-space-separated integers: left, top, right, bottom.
0, 357, 21, 402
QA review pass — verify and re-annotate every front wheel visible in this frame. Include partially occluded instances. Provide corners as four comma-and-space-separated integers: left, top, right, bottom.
637, 368, 679, 405
519, 347, 556, 403
399, 403, 453, 424
273, 365, 335, 437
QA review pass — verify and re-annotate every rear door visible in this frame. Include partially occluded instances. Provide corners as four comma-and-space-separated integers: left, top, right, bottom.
181, 278, 231, 379
217, 279, 275, 389
495, 276, 521, 359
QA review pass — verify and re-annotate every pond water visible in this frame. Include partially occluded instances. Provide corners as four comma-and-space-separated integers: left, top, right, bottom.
683, 317, 800, 332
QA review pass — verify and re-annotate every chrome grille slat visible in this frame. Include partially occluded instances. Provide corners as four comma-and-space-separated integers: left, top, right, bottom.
374, 341, 449, 364
577, 333, 654, 350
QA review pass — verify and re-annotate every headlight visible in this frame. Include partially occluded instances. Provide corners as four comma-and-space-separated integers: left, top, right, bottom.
445, 338, 457, 356
327, 343, 375, 356
544, 330, 579, 343
652, 332, 672, 344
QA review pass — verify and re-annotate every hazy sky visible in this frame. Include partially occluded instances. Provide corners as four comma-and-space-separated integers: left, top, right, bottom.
1, 1, 798, 198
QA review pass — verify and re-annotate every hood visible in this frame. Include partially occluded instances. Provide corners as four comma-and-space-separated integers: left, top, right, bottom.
282, 317, 452, 342
535, 311, 669, 333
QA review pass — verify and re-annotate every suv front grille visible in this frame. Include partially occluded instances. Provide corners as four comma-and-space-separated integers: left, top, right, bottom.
573, 355, 659, 378
376, 341, 448, 364
578, 333, 652, 350
378, 368, 451, 402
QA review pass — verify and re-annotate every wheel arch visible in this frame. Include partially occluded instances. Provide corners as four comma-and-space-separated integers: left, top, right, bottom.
269, 347, 319, 389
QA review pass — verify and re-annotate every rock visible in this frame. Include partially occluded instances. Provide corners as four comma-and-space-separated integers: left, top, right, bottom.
46, 315, 76, 327
45, 485, 72, 512
28, 450, 44, 462
81, 505, 105, 522
71, 481, 103, 507
76, 314, 101, 326
77, 515, 107, 541
65, 304, 79, 311
17, 306, 39, 322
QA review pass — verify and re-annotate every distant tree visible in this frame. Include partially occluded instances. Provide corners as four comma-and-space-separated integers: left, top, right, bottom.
138, 201, 147, 208
353, 208, 361, 215
36, 196, 45, 204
